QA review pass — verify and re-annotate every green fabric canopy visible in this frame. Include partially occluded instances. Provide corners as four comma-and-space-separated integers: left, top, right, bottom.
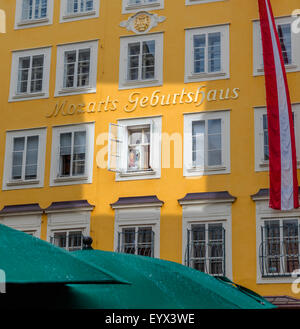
67, 250, 276, 309
0, 224, 124, 285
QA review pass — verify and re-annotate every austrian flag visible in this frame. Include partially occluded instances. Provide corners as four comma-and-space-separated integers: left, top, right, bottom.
258, 0, 299, 210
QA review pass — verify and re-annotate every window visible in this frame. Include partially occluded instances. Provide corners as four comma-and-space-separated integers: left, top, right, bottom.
9, 47, 51, 101
122, 0, 163, 13
179, 191, 234, 279
183, 111, 230, 177
50, 230, 83, 251
112, 196, 162, 258
60, 0, 100, 22
117, 226, 154, 257
254, 105, 300, 172
2, 128, 47, 190
55, 41, 98, 96
185, 24, 229, 83
0, 209, 42, 238
50, 123, 95, 186
253, 16, 300, 75
119, 33, 163, 89
15, 0, 53, 29
46, 201, 93, 250
260, 219, 300, 277
108, 116, 162, 181
186, 223, 225, 276
59, 131, 86, 178
252, 194, 300, 283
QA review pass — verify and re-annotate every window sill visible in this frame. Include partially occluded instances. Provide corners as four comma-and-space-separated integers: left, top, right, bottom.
187, 165, 227, 173
187, 72, 227, 80
17, 17, 49, 26
57, 87, 95, 95
12, 92, 45, 100
119, 170, 156, 178
123, 79, 159, 87
62, 10, 96, 19
259, 160, 300, 168
6, 179, 40, 187
256, 64, 298, 74
125, 2, 161, 11
54, 176, 88, 183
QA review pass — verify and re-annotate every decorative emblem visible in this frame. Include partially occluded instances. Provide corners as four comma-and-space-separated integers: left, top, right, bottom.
134, 13, 151, 33
120, 11, 166, 34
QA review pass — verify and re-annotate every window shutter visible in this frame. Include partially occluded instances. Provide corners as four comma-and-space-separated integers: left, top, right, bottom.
108, 123, 124, 172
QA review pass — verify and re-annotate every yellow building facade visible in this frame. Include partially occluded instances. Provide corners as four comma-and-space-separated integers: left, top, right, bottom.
1, 0, 300, 305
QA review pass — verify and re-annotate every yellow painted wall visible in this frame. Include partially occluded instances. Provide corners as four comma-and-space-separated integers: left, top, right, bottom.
0, 0, 300, 299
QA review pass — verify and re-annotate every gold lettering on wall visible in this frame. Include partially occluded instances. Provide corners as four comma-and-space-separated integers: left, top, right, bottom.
46, 86, 241, 118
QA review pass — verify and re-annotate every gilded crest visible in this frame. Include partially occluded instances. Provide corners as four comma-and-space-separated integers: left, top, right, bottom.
120, 11, 166, 34
134, 14, 151, 32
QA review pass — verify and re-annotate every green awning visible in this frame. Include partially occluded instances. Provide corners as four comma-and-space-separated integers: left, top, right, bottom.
67, 250, 276, 309
0, 224, 125, 285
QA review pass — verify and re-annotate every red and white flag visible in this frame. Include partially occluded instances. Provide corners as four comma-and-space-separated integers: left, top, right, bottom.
258, 0, 298, 210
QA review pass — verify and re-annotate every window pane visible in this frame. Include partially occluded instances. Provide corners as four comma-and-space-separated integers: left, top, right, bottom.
208, 32, 221, 73
30, 55, 44, 93
22, 0, 33, 20
127, 43, 140, 81
68, 231, 83, 251
277, 24, 292, 65
263, 114, 269, 161
17, 57, 30, 93
191, 224, 206, 272
192, 121, 205, 167
53, 232, 67, 248
72, 131, 86, 176
122, 228, 136, 254
138, 227, 153, 257
25, 135, 39, 180
142, 41, 155, 80
77, 49, 90, 87
283, 220, 299, 273
208, 223, 224, 275
207, 119, 222, 166
59, 132, 72, 176
64, 51, 76, 88
265, 221, 281, 274
12, 137, 25, 180
127, 127, 150, 171
193, 34, 206, 73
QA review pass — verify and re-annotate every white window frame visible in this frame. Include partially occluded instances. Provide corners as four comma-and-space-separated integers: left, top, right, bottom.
180, 199, 233, 280
112, 203, 161, 258
9, 47, 51, 102
14, 0, 54, 29
0, 214, 42, 238
254, 104, 300, 172
185, 24, 230, 83
108, 116, 162, 181
60, 0, 100, 23
2, 128, 47, 190
119, 33, 163, 90
253, 16, 300, 76
55, 40, 98, 97
122, 0, 164, 14
183, 110, 230, 177
50, 122, 95, 186
46, 210, 92, 249
254, 197, 300, 284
